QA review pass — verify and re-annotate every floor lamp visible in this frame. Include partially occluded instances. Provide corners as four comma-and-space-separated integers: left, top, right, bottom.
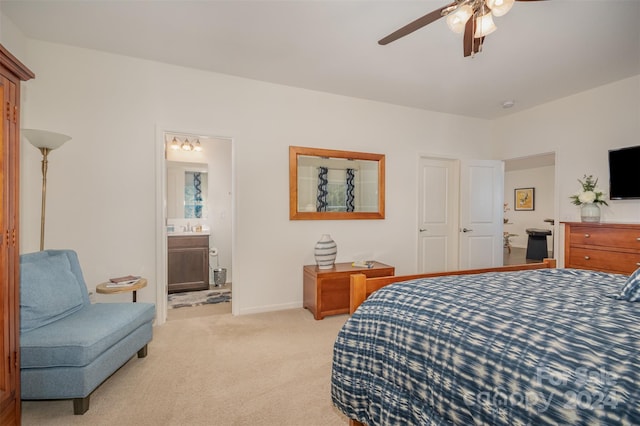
22, 129, 72, 251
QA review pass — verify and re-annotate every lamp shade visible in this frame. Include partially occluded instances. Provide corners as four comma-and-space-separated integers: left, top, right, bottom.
474, 12, 497, 38
446, 5, 473, 34
22, 129, 71, 150
170, 137, 180, 150
486, 0, 514, 17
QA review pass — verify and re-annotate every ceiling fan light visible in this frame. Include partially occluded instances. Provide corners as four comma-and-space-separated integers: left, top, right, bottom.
446, 5, 473, 34
486, 0, 514, 17
474, 12, 497, 38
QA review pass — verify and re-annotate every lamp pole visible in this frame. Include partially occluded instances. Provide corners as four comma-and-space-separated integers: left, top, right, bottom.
38, 147, 50, 251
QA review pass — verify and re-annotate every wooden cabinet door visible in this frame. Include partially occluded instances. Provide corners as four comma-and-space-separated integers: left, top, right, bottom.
0, 69, 18, 426
167, 236, 210, 293
0, 44, 34, 426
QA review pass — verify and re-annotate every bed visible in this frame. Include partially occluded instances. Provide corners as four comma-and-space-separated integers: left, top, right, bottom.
331, 260, 640, 425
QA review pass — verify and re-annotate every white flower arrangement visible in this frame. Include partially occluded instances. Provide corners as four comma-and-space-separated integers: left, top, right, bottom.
569, 175, 609, 206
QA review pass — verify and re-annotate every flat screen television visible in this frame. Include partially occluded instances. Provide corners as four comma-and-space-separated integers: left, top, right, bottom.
608, 145, 640, 199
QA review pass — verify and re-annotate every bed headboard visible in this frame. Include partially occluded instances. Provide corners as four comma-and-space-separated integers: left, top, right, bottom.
349, 258, 557, 315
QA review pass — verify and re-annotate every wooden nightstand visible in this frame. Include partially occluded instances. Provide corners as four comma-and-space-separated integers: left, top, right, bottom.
303, 262, 395, 320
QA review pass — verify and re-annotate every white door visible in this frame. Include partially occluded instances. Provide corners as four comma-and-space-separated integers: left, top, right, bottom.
417, 158, 459, 273
459, 159, 504, 269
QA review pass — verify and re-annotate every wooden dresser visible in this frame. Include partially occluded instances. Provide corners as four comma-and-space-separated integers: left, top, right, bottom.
563, 222, 640, 275
303, 261, 394, 320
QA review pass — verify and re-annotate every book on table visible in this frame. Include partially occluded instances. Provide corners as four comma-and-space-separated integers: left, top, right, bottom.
106, 275, 140, 287
351, 261, 374, 268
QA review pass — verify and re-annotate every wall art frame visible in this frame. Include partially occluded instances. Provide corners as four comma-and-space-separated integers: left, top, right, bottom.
514, 187, 535, 211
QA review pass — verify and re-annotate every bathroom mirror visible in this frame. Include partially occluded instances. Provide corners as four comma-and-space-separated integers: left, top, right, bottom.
289, 146, 385, 220
167, 161, 208, 219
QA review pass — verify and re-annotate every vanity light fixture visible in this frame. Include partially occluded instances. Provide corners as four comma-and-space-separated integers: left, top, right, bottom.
168, 135, 203, 153
22, 129, 72, 251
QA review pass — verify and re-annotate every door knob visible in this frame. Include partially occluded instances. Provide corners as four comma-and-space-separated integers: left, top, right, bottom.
462, 228, 473, 233
419, 228, 428, 232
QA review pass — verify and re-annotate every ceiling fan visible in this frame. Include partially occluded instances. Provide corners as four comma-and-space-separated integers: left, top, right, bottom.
379, 0, 546, 57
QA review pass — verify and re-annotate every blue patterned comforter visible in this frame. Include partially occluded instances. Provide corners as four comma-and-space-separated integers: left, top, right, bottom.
331, 268, 640, 425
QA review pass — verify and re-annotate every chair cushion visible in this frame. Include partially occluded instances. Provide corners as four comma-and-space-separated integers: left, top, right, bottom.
20, 253, 85, 332
20, 302, 155, 368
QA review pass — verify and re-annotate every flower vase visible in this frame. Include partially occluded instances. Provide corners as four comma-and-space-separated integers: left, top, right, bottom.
580, 203, 601, 223
314, 234, 337, 269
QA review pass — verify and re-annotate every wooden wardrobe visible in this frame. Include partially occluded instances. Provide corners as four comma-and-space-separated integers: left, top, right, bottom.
0, 44, 34, 425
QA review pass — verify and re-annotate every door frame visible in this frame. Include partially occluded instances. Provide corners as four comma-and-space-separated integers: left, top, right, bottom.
503, 151, 557, 259
154, 124, 237, 325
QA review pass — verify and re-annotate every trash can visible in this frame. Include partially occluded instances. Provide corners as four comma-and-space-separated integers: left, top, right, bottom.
213, 267, 227, 287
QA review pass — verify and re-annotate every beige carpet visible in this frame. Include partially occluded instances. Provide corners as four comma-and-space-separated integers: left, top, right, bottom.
21, 308, 351, 425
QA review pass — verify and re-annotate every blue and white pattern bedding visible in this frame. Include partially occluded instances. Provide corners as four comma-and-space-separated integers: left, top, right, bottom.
331, 268, 640, 425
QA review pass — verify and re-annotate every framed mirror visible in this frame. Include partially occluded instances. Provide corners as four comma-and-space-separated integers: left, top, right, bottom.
289, 146, 385, 220
167, 161, 208, 219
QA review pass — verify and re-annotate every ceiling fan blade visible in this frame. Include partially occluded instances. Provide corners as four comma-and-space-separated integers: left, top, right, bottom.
463, 15, 474, 57
378, 2, 456, 45
463, 13, 485, 57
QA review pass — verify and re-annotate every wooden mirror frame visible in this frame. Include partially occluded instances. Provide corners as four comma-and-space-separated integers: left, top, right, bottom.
289, 146, 385, 220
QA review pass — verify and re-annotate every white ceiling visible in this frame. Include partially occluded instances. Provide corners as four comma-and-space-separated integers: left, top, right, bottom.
2, 0, 639, 119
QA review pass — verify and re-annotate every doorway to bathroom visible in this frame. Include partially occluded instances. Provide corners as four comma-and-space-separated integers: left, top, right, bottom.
158, 130, 234, 322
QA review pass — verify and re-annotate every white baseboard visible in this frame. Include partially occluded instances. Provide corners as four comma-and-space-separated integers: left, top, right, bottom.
237, 301, 302, 316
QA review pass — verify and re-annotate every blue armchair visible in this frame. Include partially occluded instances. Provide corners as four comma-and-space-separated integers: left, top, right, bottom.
19, 250, 155, 414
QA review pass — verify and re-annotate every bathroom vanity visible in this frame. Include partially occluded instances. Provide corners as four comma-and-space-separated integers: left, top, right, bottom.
168, 234, 210, 293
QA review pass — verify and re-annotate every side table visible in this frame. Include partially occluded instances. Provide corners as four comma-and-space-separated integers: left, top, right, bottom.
303, 262, 395, 320
96, 278, 147, 302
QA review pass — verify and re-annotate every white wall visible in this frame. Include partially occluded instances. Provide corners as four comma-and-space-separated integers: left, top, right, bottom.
504, 165, 555, 250
4, 21, 638, 316
493, 75, 640, 263
14, 39, 493, 317
0, 11, 26, 60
